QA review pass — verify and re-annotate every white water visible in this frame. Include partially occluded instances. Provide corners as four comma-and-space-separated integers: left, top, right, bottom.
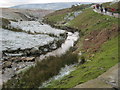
40, 64, 77, 88
39, 31, 79, 88
39, 32, 79, 60
1, 22, 79, 87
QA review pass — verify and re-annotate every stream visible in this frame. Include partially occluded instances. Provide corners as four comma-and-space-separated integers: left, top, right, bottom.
39, 32, 79, 60
39, 64, 78, 88
1, 22, 79, 87
38, 31, 79, 88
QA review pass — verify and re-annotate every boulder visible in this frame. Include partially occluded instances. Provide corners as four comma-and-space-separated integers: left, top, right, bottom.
50, 43, 57, 50
3, 61, 12, 69
43, 48, 48, 52
22, 57, 35, 62
30, 47, 39, 54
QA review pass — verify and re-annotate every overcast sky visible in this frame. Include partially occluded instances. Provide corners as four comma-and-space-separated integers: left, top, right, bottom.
0, 0, 113, 7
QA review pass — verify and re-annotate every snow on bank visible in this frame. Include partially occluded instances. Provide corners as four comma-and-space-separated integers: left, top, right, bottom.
2, 29, 55, 51
10, 21, 66, 36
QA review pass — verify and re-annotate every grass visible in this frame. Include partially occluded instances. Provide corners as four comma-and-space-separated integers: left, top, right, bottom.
3, 3, 119, 89
44, 4, 92, 24
67, 8, 118, 34
46, 13, 67, 24
0, 18, 10, 27
4, 51, 78, 88
45, 35, 118, 88
41, 5, 119, 88
44, 8, 71, 24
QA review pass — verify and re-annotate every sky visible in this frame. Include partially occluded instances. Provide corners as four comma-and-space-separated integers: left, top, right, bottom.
0, 0, 113, 7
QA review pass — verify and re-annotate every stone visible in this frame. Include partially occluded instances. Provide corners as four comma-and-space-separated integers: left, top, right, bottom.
51, 43, 57, 50
43, 48, 48, 52
23, 57, 35, 62
78, 51, 82, 56
30, 47, 39, 54
85, 38, 89, 41
3, 61, 12, 69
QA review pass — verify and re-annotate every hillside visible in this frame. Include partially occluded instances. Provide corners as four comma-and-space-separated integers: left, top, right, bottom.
42, 2, 119, 88
11, 2, 91, 10
3, 2, 119, 89
0, 8, 54, 21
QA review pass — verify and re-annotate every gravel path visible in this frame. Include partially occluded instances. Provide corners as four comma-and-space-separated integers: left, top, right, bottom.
93, 9, 120, 18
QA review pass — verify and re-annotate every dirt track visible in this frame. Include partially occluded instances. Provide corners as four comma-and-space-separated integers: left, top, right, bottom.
93, 9, 120, 18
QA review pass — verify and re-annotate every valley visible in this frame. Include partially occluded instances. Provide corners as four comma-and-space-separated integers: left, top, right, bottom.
1, 1, 120, 89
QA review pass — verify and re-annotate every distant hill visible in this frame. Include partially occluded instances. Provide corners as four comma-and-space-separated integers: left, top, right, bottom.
11, 2, 91, 10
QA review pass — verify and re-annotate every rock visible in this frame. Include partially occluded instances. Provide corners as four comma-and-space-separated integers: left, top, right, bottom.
30, 47, 39, 54
67, 76, 74, 78
43, 48, 48, 52
110, 80, 116, 83
79, 56, 86, 64
78, 51, 82, 56
74, 11, 82, 17
50, 43, 57, 50
68, 16, 74, 21
22, 57, 35, 62
25, 50, 30, 55
2, 57, 9, 61
85, 38, 89, 41
3, 61, 12, 69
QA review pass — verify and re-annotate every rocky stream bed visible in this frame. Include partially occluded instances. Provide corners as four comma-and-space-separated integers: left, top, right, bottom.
0, 20, 79, 87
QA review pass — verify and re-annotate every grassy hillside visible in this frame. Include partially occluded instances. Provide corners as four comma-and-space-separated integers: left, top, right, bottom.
46, 35, 118, 88
42, 3, 119, 88
44, 4, 92, 24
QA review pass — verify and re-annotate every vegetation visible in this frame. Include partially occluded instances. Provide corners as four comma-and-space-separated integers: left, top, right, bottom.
44, 4, 91, 24
46, 35, 118, 88
44, 8, 71, 24
0, 18, 10, 28
0, 17, 23, 32
41, 2, 119, 88
4, 51, 78, 88
67, 8, 118, 33
3, 1, 119, 88
71, 4, 92, 11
